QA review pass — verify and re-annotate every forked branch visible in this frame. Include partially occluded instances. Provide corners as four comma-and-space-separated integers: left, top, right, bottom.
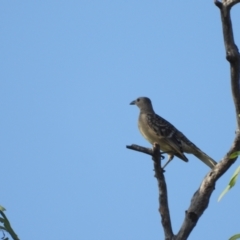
127, 144, 173, 239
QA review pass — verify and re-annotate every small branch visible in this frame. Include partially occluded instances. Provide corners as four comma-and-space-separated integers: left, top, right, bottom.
215, 0, 240, 9
214, 0, 223, 9
217, 0, 240, 126
223, 0, 240, 9
126, 144, 154, 156
127, 143, 173, 239
152, 144, 173, 239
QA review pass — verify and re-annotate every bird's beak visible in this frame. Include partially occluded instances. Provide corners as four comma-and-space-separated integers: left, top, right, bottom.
130, 100, 136, 105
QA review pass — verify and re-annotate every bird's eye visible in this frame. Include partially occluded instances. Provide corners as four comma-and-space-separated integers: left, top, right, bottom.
137, 98, 140, 102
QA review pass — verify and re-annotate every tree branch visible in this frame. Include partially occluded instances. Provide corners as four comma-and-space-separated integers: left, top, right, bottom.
175, 1, 240, 239
225, 0, 240, 8
127, 144, 173, 239
152, 143, 173, 239
176, 133, 240, 239
215, 0, 240, 126
126, 144, 154, 156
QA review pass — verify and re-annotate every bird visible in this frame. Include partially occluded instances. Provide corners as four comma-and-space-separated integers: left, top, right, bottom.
130, 97, 217, 169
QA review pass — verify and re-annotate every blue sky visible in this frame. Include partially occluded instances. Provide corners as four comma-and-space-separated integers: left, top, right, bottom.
1, 1, 240, 240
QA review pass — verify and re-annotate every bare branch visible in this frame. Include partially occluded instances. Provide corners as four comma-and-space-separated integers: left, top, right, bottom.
126, 144, 154, 156
176, 132, 240, 239
152, 144, 173, 239
223, 0, 240, 8
216, 1, 240, 126
175, 2, 240, 239
127, 144, 173, 239
214, 0, 223, 9
215, 0, 240, 9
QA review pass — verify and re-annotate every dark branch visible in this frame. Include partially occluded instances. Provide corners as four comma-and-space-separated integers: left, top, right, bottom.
176, 133, 240, 239
126, 144, 154, 156
214, 0, 223, 9
127, 144, 173, 239
224, 0, 240, 9
215, 0, 240, 9
126, 144, 165, 159
152, 143, 173, 239
218, 0, 240, 126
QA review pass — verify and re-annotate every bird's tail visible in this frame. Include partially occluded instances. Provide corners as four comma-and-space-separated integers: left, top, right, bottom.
193, 150, 217, 169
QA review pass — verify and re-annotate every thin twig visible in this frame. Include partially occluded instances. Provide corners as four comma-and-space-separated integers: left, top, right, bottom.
126, 144, 154, 156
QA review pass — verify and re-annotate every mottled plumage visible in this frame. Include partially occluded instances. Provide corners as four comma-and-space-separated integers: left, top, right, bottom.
130, 97, 217, 168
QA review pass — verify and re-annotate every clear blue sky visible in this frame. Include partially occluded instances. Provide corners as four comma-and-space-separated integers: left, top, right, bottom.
1, 1, 240, 240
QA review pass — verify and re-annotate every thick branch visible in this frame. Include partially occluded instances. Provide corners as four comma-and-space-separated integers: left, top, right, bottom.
175, 2, 240, 239
175, 132, 240, 240
215, 0, 240, 127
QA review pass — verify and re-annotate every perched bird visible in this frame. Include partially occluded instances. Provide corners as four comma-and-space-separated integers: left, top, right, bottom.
130, 97, 217, 169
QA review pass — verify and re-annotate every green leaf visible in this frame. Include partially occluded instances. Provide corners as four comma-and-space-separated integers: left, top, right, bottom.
0, 211, 20, 240
0, 226, 7, 231
229, 233, 240, 240
218, 166, 240, 201
218, 185, 231, 202
228, 166, 240, 187
230, 151, 240, 159
0, 205, 6, 212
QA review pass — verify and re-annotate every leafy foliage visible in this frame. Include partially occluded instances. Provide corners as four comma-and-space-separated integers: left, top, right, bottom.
218, 165, 240, 201
218, 151, 240, 202
218, 152, 240, 240
0, 206, 19, 240
229, 234, 240, 240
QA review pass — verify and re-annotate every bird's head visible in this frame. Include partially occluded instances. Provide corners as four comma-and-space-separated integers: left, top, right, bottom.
130, 97, 154, 112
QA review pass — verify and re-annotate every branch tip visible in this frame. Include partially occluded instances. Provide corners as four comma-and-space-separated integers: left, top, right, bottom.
214, 0, 223, 9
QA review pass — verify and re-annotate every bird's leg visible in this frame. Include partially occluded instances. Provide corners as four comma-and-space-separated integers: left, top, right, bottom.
162, 154, 174, 169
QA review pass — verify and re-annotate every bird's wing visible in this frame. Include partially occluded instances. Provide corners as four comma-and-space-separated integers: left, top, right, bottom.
146, 113, 188, 162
